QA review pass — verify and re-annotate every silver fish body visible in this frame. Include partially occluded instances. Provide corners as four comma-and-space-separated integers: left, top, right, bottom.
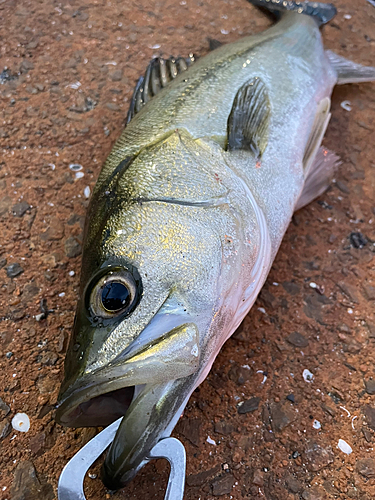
55, 3, 375, 489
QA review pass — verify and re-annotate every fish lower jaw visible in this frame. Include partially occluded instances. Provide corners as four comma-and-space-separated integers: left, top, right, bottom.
102, 376, 196, 489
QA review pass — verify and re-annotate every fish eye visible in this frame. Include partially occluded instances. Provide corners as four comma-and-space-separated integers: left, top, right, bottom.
101, 281, 130, 312
89, 269, 138, 319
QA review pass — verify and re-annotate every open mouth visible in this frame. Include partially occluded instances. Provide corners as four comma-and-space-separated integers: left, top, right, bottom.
59, 386, 136, 427
56, 375, 194, 488
57, 381, 151, 429
57, 318, 201, 426
56, 320, 201, 488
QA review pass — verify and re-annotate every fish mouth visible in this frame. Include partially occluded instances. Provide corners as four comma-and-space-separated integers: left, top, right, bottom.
56, 376, 195, 489
56, 320, 201, 489
57, 385, 136, 428
101, 376, 196, 489
56, 317, 200, 423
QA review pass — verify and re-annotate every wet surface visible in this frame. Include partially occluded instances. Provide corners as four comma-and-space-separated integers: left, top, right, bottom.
1, 0, 375, 498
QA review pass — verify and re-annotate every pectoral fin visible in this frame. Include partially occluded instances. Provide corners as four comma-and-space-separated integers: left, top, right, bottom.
227, 77, 270, 157
326, 50, 375, 85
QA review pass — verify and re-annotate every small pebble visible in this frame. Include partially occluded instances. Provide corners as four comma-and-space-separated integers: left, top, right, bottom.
303, 369, 314, 382
67, 81, 81, 89
110, 69, 123, 82
69, 270, 75, 277
365, 379, 375, 395
238, 396, 261, 414
12, 201, 30, 217
286, 332, 308, 348
206, 436, 216, 445
65, 236, 82, 258
0, 419, 11, 440
337, 439, 352, 454
313, 419, 321, 429
6, 263, 24, 278
0, 398, 10, 418
350, 231, 367, 248
75, 171, 84, 179
11, 413, 30, 432
84, 186, 91, 198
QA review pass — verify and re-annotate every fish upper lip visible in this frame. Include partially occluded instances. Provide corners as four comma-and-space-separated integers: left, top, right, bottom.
110, 305, 193, 365
83, 293, 193, 373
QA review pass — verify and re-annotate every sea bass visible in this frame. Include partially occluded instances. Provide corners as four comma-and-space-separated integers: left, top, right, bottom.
56, 0, 375, 489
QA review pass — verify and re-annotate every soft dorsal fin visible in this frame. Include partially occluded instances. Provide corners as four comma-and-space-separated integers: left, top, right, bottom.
303, 97, 331, 177
127, 54, 195, 123
227, 77, 270, 157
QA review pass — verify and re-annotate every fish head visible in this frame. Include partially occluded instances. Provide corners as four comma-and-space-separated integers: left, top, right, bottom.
55, 130, 264, 487
55, 213, 212, 417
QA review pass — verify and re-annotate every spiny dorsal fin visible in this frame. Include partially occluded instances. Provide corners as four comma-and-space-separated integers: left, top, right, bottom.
127, 54, 195, 124
247, 0, 336, 25
227, 77, 270, 158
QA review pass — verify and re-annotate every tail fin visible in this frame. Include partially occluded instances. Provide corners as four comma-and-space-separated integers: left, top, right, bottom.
247, 0, 337, 25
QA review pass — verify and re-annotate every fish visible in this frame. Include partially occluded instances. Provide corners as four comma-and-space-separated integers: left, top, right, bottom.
55, 0, 375, 490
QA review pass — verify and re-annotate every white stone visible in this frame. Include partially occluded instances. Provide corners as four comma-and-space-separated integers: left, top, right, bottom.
337, 439, 352, 454
303, 369, 314, 382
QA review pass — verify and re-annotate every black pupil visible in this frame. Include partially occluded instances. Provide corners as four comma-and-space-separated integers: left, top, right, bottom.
101, 282, 130, 312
